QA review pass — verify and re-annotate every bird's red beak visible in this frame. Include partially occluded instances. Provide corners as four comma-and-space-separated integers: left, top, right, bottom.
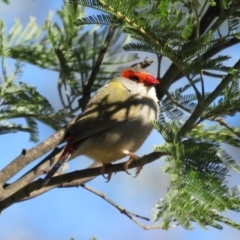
145, 74, 159, 86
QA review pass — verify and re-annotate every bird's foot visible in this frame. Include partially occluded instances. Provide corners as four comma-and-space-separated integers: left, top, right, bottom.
122, 150, 143, 177
100, 163, 113, 182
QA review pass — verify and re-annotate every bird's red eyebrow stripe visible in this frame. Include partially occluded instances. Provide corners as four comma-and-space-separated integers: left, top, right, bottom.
122, 69, 159, 86
121, 69, 134, 78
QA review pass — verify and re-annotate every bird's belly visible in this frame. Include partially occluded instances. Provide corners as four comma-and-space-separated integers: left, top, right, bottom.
75, 115, 155, 164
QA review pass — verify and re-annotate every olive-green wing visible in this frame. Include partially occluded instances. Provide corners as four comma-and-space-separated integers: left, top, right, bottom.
68, 79, 140, 143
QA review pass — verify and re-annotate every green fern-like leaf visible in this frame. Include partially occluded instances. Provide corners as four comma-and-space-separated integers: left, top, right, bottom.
123, 42, 161, 54
189, 124, 240, 148
180, 13, 195, 40
154, 137, 240, 229
74, 14, 116, 26
217, 149, 240, 173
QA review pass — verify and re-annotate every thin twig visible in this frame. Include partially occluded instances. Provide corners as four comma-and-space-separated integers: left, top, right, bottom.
81, 184, 150, 221
164, 91, 194, 113
198, 0, 208, 17
58, 73, 67, 108
127, 218, 178, 230
200, 69, 205, 98
193, 0, 206, 99
157, 55, 162, 80
214, 118, 240, 138
192, 1, 200, 39
186, 75, 202, 101
63, 76, 73, 111
202, 71, 232, 78
80, 184, 178, 230
80, 25, 117, 110
131, 57, 155, 69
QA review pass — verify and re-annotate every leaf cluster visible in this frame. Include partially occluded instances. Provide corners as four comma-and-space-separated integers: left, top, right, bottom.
69, 0, 240, 230
0, 2, 137, 139
0, 0, 240, 232
153, 122, 240, 230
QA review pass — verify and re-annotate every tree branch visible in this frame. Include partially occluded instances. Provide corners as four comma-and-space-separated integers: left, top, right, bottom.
0, 147, 63, 201
157, 38, 240, 100
0, 117, 76, 187
0, 152, 168, 212
17, 162, 102, 202
176, 59, 240, 140
47, 152, 167, 186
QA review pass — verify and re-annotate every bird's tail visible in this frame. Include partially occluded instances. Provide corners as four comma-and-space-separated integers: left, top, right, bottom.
41, 145, 73, 187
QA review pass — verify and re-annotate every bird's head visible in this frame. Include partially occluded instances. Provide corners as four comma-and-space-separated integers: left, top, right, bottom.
121, 67, 159, 86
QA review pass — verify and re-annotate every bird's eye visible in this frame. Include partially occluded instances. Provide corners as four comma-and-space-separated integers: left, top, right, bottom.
130, 76, 139, 81
122, 69, 141, 82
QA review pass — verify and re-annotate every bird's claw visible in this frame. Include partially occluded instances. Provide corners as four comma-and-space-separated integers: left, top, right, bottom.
100, 164, 113, 182
122, 150, 142, 177
134, 165, 143, 177
123, 159, 132, 175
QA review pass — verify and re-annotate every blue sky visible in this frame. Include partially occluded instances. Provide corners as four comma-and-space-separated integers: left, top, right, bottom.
0, 1, 240, 240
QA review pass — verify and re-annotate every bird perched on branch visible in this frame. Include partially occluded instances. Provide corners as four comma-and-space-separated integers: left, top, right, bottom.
42, 65, 159, 186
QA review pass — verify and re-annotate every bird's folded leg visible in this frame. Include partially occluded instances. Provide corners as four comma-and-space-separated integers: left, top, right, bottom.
122, 150, 143, 177
100, 163, 113, 182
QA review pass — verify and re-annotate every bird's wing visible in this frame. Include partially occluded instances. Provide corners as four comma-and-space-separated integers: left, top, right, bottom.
68, 79, 141, 144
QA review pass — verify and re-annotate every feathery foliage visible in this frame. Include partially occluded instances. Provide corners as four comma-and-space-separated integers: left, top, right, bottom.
0, 0, 240, 232
0, 2, 137, 140
70, 0, 240, 230
153, 123, 240, 230
0, 23, 65, 141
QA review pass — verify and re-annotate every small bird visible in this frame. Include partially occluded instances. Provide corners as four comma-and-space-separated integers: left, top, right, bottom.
42, 65, 159, 186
